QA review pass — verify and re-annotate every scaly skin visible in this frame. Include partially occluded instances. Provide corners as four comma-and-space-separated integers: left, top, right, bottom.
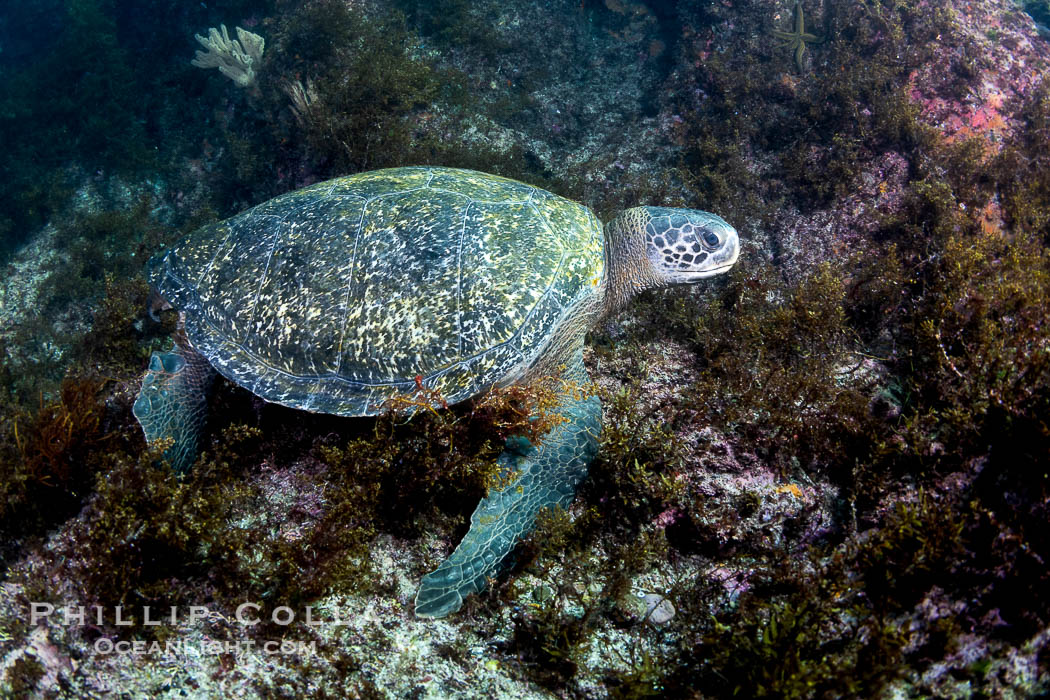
414, 347, 600, 618
132, 339, 216, 473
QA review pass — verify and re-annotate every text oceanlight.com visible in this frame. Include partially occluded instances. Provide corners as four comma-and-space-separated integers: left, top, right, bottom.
93, 638, 316, 656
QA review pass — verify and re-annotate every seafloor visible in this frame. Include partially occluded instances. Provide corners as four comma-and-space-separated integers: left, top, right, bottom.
1, 0, 1049, 697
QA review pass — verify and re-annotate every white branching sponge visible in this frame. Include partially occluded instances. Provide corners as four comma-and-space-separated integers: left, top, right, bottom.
191, 24, 265, 88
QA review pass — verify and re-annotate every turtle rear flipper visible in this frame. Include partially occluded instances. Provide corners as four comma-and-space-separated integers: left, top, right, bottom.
415, 349, 600, 618
132, 342, 216, 473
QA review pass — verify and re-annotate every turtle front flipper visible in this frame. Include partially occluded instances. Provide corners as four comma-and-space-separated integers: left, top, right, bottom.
415, 349, 601, 618
132, 340, 216, 474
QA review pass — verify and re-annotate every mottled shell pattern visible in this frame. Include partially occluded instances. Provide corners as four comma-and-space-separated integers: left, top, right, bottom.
150, 167, 605, 415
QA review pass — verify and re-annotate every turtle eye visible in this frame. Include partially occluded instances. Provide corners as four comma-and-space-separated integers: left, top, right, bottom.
702, 230, 720, 247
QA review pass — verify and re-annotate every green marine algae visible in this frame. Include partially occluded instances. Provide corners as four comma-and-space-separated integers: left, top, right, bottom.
4, 1, 1049, 695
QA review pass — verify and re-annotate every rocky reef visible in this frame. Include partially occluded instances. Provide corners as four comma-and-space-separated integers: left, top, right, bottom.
0, 0, 1048, 697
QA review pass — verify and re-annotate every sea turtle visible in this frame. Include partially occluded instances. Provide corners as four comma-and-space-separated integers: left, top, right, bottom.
133, 166, 739, 618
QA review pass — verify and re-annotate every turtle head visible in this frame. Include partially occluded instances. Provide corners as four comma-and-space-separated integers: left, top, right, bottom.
603, 206, 739, 312
639, 206, 739, 283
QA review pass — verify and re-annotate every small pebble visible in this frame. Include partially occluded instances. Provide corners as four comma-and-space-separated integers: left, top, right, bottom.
641, 593, 675, 625
532, 584, 555, 603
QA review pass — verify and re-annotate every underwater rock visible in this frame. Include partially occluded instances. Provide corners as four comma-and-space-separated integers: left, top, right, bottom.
620, 591, 676, 626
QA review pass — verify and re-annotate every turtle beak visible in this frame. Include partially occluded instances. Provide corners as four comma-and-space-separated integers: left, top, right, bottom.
696, 221, 740, 278
715, 222, 740, 271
